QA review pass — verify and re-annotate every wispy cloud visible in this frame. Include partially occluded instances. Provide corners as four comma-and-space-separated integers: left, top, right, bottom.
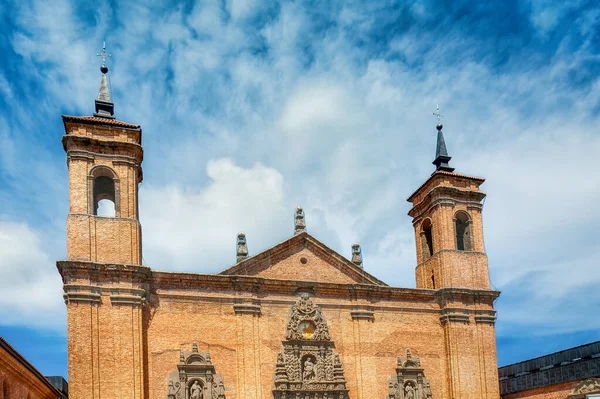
1, 0, 599, 370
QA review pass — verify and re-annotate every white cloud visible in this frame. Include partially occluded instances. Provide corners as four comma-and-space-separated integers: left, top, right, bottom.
140, 158, 290, 272
3, 0, 600, 343
0, 220, 65, 330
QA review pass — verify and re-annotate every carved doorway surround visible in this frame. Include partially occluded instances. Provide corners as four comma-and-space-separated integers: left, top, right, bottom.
568, 378, 600, 399
272, 293, 349, 399
387, 349, 432, 399
166, 343, 226, 399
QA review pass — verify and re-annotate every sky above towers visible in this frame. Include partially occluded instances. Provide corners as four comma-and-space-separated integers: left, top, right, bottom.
0, 0, 599, 377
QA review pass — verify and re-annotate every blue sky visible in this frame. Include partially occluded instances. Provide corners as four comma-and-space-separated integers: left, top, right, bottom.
1, 0, 599, 379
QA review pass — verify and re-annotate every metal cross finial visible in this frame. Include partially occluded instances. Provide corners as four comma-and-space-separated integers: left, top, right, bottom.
97, 41, 111, 67
433, 104, 444, 124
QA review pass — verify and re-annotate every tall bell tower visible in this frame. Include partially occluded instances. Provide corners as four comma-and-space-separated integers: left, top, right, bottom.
62, 43, 143, 265
406, 106, 500, 399
58, 43, 147, 399
407, 106, 489, 290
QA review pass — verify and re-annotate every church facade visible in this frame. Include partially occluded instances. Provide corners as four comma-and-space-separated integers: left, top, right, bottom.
57, 55, 501, 399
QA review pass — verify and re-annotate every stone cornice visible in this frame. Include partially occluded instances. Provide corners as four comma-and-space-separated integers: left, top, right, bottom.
67, 149, 141, 166
57, 260, 151, 285
409, 186, 486, 219
57, 261, 500, 317
407, 170, 485, 203
435, 287, 500, 305
62, 134, 143, 162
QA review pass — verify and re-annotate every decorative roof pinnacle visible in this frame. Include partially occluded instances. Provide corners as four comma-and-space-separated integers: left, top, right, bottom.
432, 104, 455, 173
94, 41, 115, 119
294, 206, 306, 235
236, 232, 249, 263
351, 243, 363, 268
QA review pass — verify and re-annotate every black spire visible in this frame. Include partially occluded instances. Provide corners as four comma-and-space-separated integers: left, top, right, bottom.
432, 105, 454, 172
94, 42, 115, 119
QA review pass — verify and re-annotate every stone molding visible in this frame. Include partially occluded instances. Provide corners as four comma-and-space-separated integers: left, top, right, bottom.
66, 150, 141, 166
63, 134, 143, 157
409, 186, 486, 219
232, 299, 262, 315
439, 308, 470, 324
63, 284, 102, 304
350, 308, 375, 321
474, 310, 497, 324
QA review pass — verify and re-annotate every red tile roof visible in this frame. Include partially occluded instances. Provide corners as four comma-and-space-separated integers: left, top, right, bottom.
62, 115, 141, 129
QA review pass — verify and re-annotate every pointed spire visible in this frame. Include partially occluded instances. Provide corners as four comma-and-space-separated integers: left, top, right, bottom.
236, 232, 249, 262
351, 243, 363, 268
294, 206, 306, 234
432, 104, 455, 172
94, 41, 115, 119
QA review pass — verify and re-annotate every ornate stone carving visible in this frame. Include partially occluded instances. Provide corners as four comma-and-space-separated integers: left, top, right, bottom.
273, 293, 349, 399
569, 378, 600, 398
165, 343, 226, 399
387, 349, 432, 399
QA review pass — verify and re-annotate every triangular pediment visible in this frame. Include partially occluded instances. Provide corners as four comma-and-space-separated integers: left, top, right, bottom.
219, 232, 387, 286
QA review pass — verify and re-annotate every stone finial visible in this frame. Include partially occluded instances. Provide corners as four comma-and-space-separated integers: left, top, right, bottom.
406, 348, 412, 358
351, 243, 363, 268
294, 206, 306, 234
179, 350, 185, 363
236, 232, 248, 262
432, 104, 455, 172
192, 342, 198, 353
94, 41, 115, 119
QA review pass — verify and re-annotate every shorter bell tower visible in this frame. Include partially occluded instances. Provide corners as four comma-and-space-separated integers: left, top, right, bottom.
62, 43, 143, 265
407, 106, 489, 289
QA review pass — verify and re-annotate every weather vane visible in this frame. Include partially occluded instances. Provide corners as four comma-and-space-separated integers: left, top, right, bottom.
96, 41, 111, 71
433, 104, 444, 124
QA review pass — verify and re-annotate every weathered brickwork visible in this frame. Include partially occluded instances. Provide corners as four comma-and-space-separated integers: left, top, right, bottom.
0, 337, 62, 399
58, 116, 501, 399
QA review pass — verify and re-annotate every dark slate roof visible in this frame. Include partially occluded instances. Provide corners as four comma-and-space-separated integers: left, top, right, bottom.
0, 336, 63, 398
46, 376, 68, 398
499, 341, 600, 395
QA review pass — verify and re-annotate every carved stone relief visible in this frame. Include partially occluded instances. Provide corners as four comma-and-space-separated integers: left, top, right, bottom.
273, 293, 349, 399
166, 343, 226, 399
387, 349, 432, 399
568, 378, 600, 398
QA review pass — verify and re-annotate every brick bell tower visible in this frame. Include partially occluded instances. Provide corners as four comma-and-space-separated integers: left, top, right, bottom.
407, 106, 500, 398
62, 43, 143, 265
407, 106, 489, 290
58, 43, 147, 399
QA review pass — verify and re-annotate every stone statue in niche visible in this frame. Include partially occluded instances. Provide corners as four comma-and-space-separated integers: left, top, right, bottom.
190, 381, 202, 399
387, 349, 432, 399
165, 343, 226, 399
303, 356, 316, 381
405, 382, 415, 399
273, 293, 349, 399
